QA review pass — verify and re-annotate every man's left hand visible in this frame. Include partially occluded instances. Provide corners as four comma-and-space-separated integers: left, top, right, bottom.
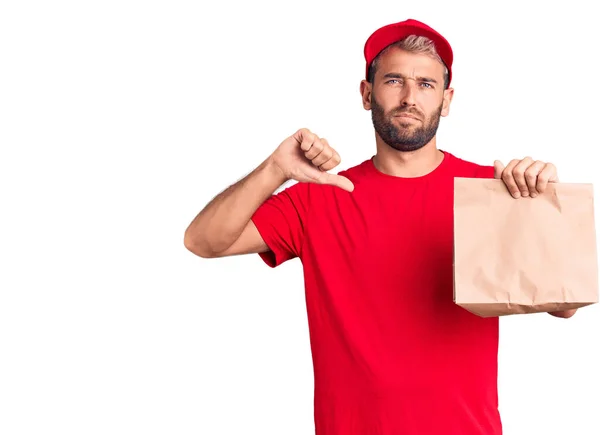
494, 157, 558, 198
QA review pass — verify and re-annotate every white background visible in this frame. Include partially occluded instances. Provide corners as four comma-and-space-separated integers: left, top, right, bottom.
1, 1, 599, 434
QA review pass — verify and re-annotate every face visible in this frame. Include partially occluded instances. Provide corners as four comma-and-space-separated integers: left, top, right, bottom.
361, 47, 454, 152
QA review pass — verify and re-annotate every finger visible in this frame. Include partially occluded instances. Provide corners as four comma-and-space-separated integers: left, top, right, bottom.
302, 165, 354, 192
512, 157, 534, 197
304, 136, 324, 160
501, 159, 521, 198
536, 163, 558, 193
524, 160, 546, 197
311, 139, 334, 167
493, 160, 505, 179
295, 128, 315, 153
319, 173, 355, 192
319, 151, 342, 172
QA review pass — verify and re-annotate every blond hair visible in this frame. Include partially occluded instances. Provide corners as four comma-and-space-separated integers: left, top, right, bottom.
368, 35, 449, 88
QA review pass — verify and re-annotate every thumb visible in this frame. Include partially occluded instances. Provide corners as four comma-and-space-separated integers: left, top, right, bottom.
493, 160, 505, 179
318, 172, 355, 192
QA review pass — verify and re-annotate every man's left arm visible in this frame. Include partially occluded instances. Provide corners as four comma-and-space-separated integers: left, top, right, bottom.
548, 309, 577, 318
492, 156, 578, 319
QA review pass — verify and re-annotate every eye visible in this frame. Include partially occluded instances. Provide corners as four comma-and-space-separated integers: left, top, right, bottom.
420, 82, 433, 89
386, 79, 402, 85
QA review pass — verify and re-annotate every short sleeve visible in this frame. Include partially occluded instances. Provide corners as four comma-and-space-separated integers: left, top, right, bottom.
475, 165, 495, 179
250, 181, 310, 268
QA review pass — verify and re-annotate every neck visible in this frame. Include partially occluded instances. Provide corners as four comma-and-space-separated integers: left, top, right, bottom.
372, 135, 444, 178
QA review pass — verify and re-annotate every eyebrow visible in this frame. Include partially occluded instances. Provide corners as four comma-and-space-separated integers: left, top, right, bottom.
382, 73, 438, 84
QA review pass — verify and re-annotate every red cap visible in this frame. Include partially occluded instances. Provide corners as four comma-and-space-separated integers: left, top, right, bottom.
363, 18, 454, 87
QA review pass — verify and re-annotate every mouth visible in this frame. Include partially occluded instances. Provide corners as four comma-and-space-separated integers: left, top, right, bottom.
394, 114, 420, 121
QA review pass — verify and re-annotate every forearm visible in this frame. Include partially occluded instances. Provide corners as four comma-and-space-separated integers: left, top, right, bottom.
184, 156, 288, 256
549, 309, 577, 318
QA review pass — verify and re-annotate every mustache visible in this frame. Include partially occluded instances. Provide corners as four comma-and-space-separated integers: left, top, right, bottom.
391, 107, 423, 119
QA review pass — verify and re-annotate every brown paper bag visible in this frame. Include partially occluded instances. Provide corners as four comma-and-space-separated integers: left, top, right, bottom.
453, 177, 599, 317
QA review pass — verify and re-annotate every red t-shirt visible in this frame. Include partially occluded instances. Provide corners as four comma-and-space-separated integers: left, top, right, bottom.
251, 151, 502, 435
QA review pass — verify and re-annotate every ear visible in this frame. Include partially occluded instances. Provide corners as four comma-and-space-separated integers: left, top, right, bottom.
360, 80, 372, 110
441, 87, 454, 117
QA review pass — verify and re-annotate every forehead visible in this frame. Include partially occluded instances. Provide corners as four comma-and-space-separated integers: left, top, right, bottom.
376, 46, 445, 79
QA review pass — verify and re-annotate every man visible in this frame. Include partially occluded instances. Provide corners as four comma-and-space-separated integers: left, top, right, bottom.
184, 18, 575, 435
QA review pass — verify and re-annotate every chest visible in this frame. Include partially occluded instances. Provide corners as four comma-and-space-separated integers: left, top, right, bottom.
303, 180, 458, 310
309, 181, 455, 259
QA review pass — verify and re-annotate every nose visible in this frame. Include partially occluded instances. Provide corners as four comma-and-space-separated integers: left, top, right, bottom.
399, 80, 417, 107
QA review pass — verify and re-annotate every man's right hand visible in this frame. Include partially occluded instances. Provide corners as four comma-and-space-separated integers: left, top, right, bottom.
269, 128, 355, 192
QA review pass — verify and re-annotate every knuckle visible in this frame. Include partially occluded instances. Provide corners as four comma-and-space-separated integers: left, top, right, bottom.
525, 172, 536, 182
524, 166, 536, 175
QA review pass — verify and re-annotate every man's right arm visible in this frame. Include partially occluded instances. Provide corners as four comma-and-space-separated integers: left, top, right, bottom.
183, 128, 354, 259
183, 156, 287, 258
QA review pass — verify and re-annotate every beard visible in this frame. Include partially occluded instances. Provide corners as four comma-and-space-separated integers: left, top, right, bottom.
371, 93, 443, 152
